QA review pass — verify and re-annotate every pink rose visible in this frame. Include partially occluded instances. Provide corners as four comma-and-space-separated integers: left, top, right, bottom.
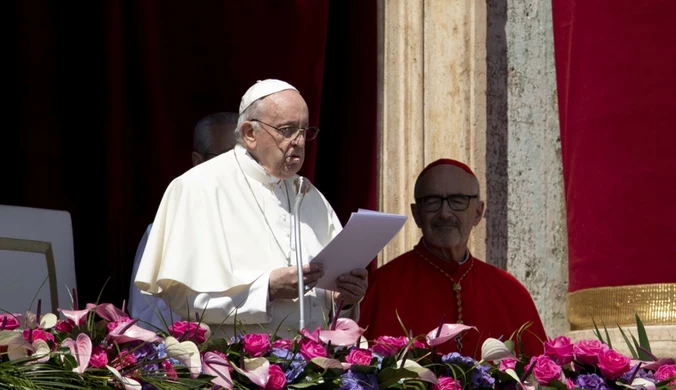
597, 347, 630, 380
243, 334, 271, 357
0, 314, 21, 330
499, 358, 517, 371
107, 318, 132, 333
168, 321, 207, 344
272, 338, 293, 350
55, 320, 74, 334
345, 348, 373, 365
89, 346, 109, 368
372, 336, 408, 357
23, 329, 55, 343
544, 336, 574, 365
527, 355, 562, 385
162, 360, 177, 380
265, 364, 287, 390
573, 339, 605, 366
655, 364, 676, 385
432, 376, 462, 390
299, 339, 327, 360
113, 350, 137, 370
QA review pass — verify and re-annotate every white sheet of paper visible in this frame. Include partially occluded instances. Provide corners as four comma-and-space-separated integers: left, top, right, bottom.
310, 209, 407, 291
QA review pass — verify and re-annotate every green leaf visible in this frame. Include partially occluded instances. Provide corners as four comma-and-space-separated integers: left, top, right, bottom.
634, 313, 653, 359
288, 383, 323, 389
616, 324, 639, 359
630, 334, 643, 358
546, 379, 570, 390
503, 339, 515, 353
601, 319, 613, 349
61, 354, 78, 372
378, 367, 420, 389
310, 357, 343, 370
592, 318, 605, 344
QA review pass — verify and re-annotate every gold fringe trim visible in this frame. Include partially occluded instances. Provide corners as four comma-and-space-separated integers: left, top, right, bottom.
567, 284, 676, 330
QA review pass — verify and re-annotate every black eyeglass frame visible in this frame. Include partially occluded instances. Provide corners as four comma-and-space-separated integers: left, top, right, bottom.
249, 119, 320, 141
415, 194, 479, 212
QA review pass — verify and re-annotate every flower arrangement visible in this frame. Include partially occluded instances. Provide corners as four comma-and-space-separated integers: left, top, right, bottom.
0, 299, 674, 390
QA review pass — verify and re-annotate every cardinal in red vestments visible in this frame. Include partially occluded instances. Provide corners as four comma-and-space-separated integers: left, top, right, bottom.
358, 159, 547, 359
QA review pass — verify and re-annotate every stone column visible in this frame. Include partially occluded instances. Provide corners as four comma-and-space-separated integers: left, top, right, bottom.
377, 0, 487, 266
503, 0, 569, 338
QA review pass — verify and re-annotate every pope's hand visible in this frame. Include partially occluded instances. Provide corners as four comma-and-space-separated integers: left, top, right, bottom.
269, 263, 325, 301
333, 268, 368, 306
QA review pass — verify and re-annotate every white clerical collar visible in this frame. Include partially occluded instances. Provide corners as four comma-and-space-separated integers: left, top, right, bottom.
422, 238, 470, 264
458, 250, 470, 265
234, 144, 285, 186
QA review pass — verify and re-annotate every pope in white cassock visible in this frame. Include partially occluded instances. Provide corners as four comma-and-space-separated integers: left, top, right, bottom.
134, 79, 368, 337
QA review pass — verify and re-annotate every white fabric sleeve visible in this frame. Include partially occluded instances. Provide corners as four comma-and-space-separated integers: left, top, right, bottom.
160, 271, 273, 325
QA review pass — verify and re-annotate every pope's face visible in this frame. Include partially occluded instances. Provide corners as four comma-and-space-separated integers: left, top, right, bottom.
244, 90, 308, 179
411, 165, 484, 251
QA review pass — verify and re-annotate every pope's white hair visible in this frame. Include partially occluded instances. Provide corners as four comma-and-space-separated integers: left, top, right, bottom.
235, 98, 266, 143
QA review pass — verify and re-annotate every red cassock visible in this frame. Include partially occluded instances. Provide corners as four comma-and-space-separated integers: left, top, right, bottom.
359, 239, 547, 359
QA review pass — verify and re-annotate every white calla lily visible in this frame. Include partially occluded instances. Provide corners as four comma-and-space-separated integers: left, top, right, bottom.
396, 359, 438, 384
165, 336, 201, 378
39, 313, 58, 329
481, 337, 515, 362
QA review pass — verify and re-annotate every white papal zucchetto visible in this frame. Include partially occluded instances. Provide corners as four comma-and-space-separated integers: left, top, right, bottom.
239, 79, 299, 115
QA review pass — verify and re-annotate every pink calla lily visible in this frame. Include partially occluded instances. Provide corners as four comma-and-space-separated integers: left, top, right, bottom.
95, 303, 129, 322
301, 326, 321, 343
425, 323, 477, 347
631, 358, 675, 371
62, 333, 92, 373
318, 318, 364, 346
59, 303, 97, 326
202, 351, 234, 389
231, 357, 270, 388
108, 321, 160, 343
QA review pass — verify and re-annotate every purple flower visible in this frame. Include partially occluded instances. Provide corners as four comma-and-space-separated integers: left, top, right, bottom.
271, 348, 306, 383
140, 381, 158, 390
471, 364, 495, 388
575, 374, 611, 390
285, 360, 306, 383
339, 371, 379, 390
621, 366, 656, 383
441, 352, 475, 366
271, 348, 295, 360
154, 343, 167, 359
131, 342, 161, 372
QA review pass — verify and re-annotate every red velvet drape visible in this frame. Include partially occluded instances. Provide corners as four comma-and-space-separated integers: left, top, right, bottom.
4, 1, 377, 306
552, 0, 676, 293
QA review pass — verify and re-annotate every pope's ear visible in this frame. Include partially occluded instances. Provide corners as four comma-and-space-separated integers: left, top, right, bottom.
240, 121, 257, 147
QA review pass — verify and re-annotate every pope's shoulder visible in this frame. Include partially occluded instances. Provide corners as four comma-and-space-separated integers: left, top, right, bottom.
167, 151, 238, 190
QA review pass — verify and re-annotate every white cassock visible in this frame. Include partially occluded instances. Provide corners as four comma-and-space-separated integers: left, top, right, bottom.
134, 144, 356, 338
